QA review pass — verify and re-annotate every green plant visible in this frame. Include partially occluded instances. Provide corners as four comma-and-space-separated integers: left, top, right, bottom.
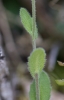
20, 0, 51, 100
55, 61, 64, 86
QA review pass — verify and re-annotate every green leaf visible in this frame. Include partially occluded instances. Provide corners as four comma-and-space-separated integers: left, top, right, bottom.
28, 48, 46, 77
20, 8, 38, 39
29, 71, 51, 100
55, 79, 64, 86
20, 8, 32, 36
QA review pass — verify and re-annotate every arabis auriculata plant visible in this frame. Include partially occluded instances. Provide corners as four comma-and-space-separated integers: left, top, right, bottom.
20, 0, 51, 100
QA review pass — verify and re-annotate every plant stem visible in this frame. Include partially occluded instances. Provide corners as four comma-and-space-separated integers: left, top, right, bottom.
31, 0, 40, 100
32, 0, 36, 49
35, 73, 40, 100
33, 39, 36, 50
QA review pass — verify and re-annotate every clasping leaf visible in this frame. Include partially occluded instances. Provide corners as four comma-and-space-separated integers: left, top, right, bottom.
20, 8, 32, 36
28, 48, 46, 77
20, 8, 38, 39
29, 71, 51, 100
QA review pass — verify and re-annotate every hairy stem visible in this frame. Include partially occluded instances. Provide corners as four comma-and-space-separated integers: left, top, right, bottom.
31, 0, 40, 100
35, 73, 40, 100
32, 39, 36, 50
32, 0, 36, 49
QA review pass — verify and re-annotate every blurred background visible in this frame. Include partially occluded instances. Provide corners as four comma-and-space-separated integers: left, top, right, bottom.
0, 0, 64, 100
